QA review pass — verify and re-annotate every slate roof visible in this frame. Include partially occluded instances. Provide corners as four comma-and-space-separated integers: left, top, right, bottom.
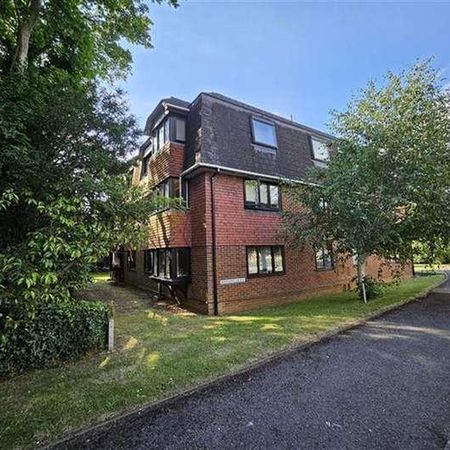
144, 92, 332, 181
189, 92, 332, 181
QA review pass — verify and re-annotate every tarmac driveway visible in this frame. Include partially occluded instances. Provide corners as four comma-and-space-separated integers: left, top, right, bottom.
61, 276, 450, 450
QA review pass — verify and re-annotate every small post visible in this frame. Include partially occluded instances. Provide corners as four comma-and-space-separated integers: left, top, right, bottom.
108, 317, 114, 352
362, 281, 367, 304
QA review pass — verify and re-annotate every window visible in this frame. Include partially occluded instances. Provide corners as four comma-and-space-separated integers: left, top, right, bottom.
152, 117, 170, 153
143, 248, 190, 280
153, 177, 185, 211
176, 248, 190, 277
315, 246, 334, 270
158, 249, 171, 278
252, 118, 277, 148
174, 117, 186, 142
127, 250, 136, 270
246, 246, 285, 277
311, 138, 329, 161
244, 179, 280, 210
140, 154, 150, 179
144, 250, 154, 273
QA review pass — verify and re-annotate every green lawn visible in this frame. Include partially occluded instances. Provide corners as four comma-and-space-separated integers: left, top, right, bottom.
0, 274, 443, 449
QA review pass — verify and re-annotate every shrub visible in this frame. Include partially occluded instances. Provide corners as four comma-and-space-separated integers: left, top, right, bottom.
0, 299, 109, 377
355, 276, 384, 301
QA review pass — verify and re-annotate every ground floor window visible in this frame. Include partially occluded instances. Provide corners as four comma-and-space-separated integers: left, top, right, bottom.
127, 250, 136, 270
246, 246, 285, 276
315, 246, 334, 270
143, 248, 190, 280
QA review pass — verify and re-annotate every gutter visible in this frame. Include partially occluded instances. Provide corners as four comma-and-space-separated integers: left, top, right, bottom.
210, 169, 219, 316
180, 162, 319, 187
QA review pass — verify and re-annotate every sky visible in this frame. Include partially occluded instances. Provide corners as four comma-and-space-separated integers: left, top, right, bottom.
124, 0, 450, 133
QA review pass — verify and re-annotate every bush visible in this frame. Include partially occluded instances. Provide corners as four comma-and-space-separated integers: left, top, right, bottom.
0, 299, 109, 377
355, 276, 384, 301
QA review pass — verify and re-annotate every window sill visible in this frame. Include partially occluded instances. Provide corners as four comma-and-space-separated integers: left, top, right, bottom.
244, 205, 281, 213
247, 271, 285, 279
253, 144, 277, 155
149, 275, 191, 285
315, 267, 335, 272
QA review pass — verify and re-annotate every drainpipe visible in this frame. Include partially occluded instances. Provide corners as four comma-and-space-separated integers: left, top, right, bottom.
210, 169, 219, 315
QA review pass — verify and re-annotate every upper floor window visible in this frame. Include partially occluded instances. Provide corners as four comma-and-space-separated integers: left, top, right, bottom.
153, 117, 170, 153
247, 245, 285, 277
315, 246, 334, 270
251, 118, 277, 148
152, 177, 188, 211
140, 153, 151, 179
244, 179, 280, 211
311, 138, 329, 161
174, 117, 186, 142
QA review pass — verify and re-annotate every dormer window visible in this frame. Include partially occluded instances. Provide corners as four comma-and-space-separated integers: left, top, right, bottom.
311, 138, 329, 161
251, 118, 277, 148
174, 117, 186, 142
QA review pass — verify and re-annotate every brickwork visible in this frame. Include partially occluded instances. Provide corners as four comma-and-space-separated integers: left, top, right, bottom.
134, 142, 186, 190
146, 210, 191, 248
124, 94, 416, 315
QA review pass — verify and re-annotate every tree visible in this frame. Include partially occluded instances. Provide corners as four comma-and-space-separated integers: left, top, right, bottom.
0, 70, 158, 335
283, 61, 450, 302
1, 0, 178, 78
0, 0, 180, 343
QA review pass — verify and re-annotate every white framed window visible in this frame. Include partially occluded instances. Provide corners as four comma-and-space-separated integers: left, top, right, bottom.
311, 138, 329, 161
252, 118, 277, 148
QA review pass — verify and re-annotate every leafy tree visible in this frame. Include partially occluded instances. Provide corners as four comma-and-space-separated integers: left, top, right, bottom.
283, 61, 450, 302
0, 0, 180, 345
0, 70, 160, 337
1, 0, 178, 78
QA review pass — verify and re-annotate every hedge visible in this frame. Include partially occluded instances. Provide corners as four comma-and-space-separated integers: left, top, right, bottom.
0, 299, 109, 377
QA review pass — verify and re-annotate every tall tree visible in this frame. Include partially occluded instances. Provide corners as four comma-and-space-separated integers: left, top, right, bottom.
1, 0, 178, 77
0, 0, 180, 338
283, 61, 450, 302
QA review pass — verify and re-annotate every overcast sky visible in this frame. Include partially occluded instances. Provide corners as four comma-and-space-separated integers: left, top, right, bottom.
124, 0, 450, 133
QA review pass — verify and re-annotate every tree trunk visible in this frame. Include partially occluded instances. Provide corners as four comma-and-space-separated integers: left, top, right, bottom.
356, 255, 367, 304
10, 0, 41, 72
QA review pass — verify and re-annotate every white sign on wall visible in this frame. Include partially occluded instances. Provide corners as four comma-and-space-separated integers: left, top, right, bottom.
219, 277, 246, 286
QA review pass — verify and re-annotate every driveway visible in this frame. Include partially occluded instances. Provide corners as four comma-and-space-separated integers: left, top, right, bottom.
61, 276, 450, 450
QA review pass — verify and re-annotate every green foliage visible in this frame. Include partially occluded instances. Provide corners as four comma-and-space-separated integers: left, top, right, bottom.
0, 0, 179, 79
0, 298, 109, 377
0, 69, 160, 351
412, 240, 450, 264
283, 61, 450, 293
354, 276, 384, 301
0, 0, 180, 369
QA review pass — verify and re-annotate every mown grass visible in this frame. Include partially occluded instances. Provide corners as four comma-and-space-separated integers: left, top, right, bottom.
0, 274, 443, 449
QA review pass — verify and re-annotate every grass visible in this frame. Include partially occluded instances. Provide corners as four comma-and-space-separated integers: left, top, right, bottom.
0, 274, 444, 449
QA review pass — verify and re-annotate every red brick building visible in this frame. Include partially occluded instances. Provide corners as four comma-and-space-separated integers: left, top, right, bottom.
122, 93, 411, 314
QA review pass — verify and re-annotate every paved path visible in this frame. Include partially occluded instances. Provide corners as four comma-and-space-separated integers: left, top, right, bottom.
62, 276, 450, 450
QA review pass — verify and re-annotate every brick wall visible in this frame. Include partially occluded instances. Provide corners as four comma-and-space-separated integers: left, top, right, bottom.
126, 169, 412, 316
133, 142, 186, 189
210, 173, 412, 314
